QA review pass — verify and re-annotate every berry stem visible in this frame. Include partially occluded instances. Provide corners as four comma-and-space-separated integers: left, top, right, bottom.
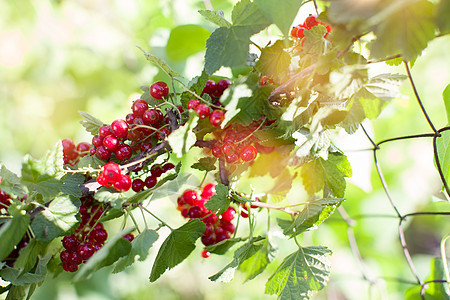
246, 201, 299, 216
218, 157, 229, 186
139, 205, 149, 230
128, 211, 141, 234
236, 117, 266, 145
139, 204, 173, 230
180, 85, 224, 110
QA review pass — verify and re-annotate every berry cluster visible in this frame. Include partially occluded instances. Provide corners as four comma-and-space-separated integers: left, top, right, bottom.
0, 189, 11, 209
259, 75, 276, 86
130, 162, 175, 193
62, 138, 91, 165
176, 184, 236, 254
210, 123, 274, 164
60, 196, 108, 272
290, 15, 332, 39
96, 162, 132, 192
187, 78, 231, 127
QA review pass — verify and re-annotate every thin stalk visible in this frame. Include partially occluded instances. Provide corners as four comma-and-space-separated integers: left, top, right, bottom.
140, 205, 173, 230
129, 211, 141, 234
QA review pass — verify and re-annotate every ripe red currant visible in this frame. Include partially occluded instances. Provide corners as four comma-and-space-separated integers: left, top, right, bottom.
144, 175, 157, 189
62, 139, 76, 155
209, 109, 225, 127
150, 164, 163, 177
143, 109, 161, 125
196, 104, 210, 119
96, 146, 111, 161
150, 81, 169, 99
111, 119, 129, 138
201, 249, 211, 258
62, 235, 79, 251
99, 124, 112, 138
76, 142, 90, 153
132, 99, 149, 116
123, 233, 134, 242
203, 80, 216, 95
182, 190, 199, 206
216, 78, 232, 93
187, 99, 200, 110
239, 145, 257, 162
114, 174, 132, 192
62, 262, 78, 272
102, 162, 122, 182
92, 135, 103, 148
103, 135, 119, 151
114, 144, 133, 161
132, 178, 145, 192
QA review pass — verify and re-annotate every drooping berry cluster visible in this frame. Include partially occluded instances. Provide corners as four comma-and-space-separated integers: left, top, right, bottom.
96, 162, 131, 192
62, 138, 91, 165
60, 196, 108, 272
291, 15, 332, 39
187, 78, 231, 127
176, 184, 236, 252
130, 162, 175, 192
210, 122, 274, 164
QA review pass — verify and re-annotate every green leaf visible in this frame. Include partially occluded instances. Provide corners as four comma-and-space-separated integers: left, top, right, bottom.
166, 25, 211, 61
204, 0, 271, 74
209, 236, 266, 282
73, 228, 133, 282
14, 240, 48, 273
278, 198, 344, 237
205, 183, 230, 214
255, 40, 292, 81
240, 239, 277, 281
113, 229, 159, 273
0, 164, 24, 196
77, 155, 104, 170
191, 157, 217, 172
60, 173, 85, 198
265, 246, 332, 299
79, 111, 104, 136
6, 285, 27, 300
94, 187, 126, 209
369, 0, 435, 62
254, 0, 304, 36
168, 113, 199, 158
435, 0, 450, 34
300, 152, 352, 197
443, 84, 450, 125
41, 141, 65, 177
31, 196, 80, 242
0, 255, 50, 286
138, 47, 182, 78
303, 25, 328, 55
0, 214, 30, 261
198, 10, 232, 28
221, 84, 252, 127
149, 219, 205, 282
205, 237, 244, 255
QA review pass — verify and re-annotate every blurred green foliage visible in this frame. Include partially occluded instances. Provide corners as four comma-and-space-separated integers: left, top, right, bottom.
1, 0, 450, 299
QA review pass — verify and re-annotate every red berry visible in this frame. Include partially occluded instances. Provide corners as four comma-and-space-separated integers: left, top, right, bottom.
132, 99, 149, 116
221, 221, 236, 234
76, 142, 90, 154
204, 223, 215, 236
99, 125, 112, 138
60, 250, 71, 263
188, 205, 204, 219
103, 162, 122, 183
132, 178, 145, 192
196, 104, 210, 119
182, 190, 199, 206
187, 99, 200, 110
240, 211, 249, 218
143, 109, 161, 125
220, 207, 236, 222
96, 146, 111, 160
201, 249, 211, 258
62, 235, 79, 251
150, 164, 163, 177
144, 176, 157, 189
156, 127, 171, 140
114, 144, 133, 161
201, 183, 216, 199
239, 145, 257, 162
89, 228, 108, 243
304, 15, 319, 29
150, 81, 169, 99
123, 233, 134, 242
62, 262, 78, 272
69, 251, 83, 265
92, 135, 103, 148
77, 243, 95, 260
111, 119, 129, 139
203, 214, 218, 225
216, 79, 232, 94
209, 110, 225, 127
222, 143, 235, 156
201, 234, 216, 246
103, 135, 119, 151
211, 144, 223, 158
162, 163, 175, 172
114, 174, 132, 192
203, 80, 216, 95
125, 113, 136, 125
62, 139, 76, 156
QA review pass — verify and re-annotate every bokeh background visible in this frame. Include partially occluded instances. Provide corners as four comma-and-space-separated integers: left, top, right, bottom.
0, 0, 449, 299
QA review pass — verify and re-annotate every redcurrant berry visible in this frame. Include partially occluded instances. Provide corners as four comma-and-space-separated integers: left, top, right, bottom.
201, 249, 211, 258
144, 176, 157, 189
99, 125, 112, 138
123, 233, 134, 242
150, 81, 169, 99
132, 99, 149, 116
216, 78, 232, 94
96, 146, 111, 161
103, 135, 119, 151
76, 142, 90, 154
196, 104, 210, 119
209, 110, 225, 127
239, 145, 257, 162
114, 144, 133, 161
111, 119, 129, 139
187, 99, 200, 110
132, 178, 145, 193
143, 109, 161, 125
114, 174, 132, 192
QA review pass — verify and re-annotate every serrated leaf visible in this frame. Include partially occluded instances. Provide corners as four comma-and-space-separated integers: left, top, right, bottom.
255, 40, 292, 81
265, 246, 332, 299
0, 256, 50, 286
209, 236, 265, 282
79, 111, 104, 135
0, 214, 30, 262
60, 173, 85, 198
77, 155, 104, 170
254, 0, 304, 36
0, 164, 24, 197
300, 152, 352, 197
205, 237, 244, 255
168, 113, 199, 158
204, 0, 271, 74
303, 25, 328, 55
73, 228, 133, 282
205, 183, 230, 214
14, 240, 48, 273
268, 169, 295, 203
42, 141, 64, 177
278, 198, 343, 237
369, 0, 435, 62
191, 157, 217, 172
31, 196, 80, 242
166, 25, 211, 61
113, 229, 159, 273
240, 239, 276, 281
198, 10, 231, 28
94, 187, 126, 209
138, 47, 182, 78
149, 219, 205, 282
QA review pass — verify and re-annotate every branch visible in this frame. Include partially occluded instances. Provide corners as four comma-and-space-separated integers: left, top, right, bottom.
268, 64, 316, 102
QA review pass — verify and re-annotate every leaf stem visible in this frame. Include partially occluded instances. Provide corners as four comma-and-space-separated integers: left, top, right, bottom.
140, 204, 173, 230
129, 211, 141, 234
139, 206, 149, 230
